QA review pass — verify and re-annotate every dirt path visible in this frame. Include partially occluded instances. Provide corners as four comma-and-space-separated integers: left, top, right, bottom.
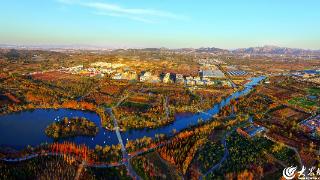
74, 160, 86, 180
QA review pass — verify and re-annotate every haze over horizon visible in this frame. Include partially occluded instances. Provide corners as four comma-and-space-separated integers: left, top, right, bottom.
1, 0, 320, 49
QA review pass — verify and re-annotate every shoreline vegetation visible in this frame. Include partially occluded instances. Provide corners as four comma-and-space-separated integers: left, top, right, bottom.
0, 73, 236, 132
0, 91, 233, 132
0, 100, 111, 128
45, 117, 99, 139
112, 89, 234, 131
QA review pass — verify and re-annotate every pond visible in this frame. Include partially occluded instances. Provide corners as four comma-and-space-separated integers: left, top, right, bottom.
0, 109, 118, 149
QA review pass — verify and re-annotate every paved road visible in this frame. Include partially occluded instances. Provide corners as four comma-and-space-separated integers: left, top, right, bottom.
216, 64, 237, 89
87, 163, 123, 168
106, 108, 141, 180
0, 154, 40, 162
202, 117, 251, 178
0, 152, 123, 167
0, 133, 185, 180
202, 124, 303, 178
202, 131, 230, 178
114, 94, 130, 108
263, 152, 286, 168
1, 90, 140, 179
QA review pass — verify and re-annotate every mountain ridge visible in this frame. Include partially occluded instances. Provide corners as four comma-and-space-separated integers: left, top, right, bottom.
1, 44, 320, 56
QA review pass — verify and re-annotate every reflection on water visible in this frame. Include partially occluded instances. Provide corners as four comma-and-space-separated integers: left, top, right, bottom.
0, 76, 265, 150
0, 109, 118, 149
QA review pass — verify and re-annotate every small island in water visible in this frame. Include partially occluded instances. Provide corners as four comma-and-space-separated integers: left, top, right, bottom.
45, 117, 99, 139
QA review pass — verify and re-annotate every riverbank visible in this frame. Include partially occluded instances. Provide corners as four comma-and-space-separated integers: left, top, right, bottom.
0, 76, 266, 151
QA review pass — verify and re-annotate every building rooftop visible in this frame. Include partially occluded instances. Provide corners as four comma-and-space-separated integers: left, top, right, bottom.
200, 70, 225, 78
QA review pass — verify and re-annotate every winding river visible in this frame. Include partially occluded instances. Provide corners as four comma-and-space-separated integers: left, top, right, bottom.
0, 76, 265, 150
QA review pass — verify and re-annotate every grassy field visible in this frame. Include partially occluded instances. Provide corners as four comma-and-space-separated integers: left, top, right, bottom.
307, 87, 320, 96
288, 97, 318, 110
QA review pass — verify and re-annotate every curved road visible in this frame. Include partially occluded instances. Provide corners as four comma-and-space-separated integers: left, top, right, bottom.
202, 117, 252, 178
202, 130, 231, 178
1, 77, 266, 179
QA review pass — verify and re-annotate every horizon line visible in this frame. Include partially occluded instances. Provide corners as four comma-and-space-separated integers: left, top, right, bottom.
0, 43, 319, 51
0, 43, 320, 51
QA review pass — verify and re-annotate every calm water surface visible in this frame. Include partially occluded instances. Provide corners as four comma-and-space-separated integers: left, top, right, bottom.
0, 76, 265, 150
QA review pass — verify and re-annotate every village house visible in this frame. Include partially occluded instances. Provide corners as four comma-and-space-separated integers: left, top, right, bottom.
100, 68, 115, 74
175, 74, 185, 84
140, 72, 160, 83
90, 62, 112, 68
237, 124, 266, 138
112, 73, 123, 80
122, 71, 138, 81
186, 76, 196, 86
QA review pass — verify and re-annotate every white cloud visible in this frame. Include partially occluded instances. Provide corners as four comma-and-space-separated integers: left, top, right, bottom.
92, 11, 156, 24
57, 0, 187, 23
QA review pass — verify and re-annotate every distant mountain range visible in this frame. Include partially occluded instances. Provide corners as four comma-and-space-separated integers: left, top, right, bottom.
231, 45, 320, 56
185, 45, 320, 57
195, 47, 229, 54
1, 44, 319, 57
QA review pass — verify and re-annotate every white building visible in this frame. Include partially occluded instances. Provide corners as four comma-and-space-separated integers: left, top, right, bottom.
140, 72, 160, 83
163, 73, 172, 83
100, 68, 115, 74
196, 80, 205, 86
91, 62, 112, 68
112, 73, 123, 80
205, 80, 215, 86
176, 74, 185, 84
186, 76, 195, 86
122, 71, 138, 80
140, 72, 152, 82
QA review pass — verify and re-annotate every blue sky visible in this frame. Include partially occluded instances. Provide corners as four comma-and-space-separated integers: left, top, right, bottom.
0, 0, 319, 49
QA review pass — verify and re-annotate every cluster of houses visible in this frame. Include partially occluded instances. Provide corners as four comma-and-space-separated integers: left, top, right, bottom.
112, 71, 231, 86
197, 58, 226, 65
237, 124, 266, 138
105, 59, 233, 87
291, 69, 320, 84
58, 62, 126, 77
291, 69, 320, 78
57, 62, 232, 87
112, 70, 232, 87
236, 117, 266, 138
300, 114, 320, 138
